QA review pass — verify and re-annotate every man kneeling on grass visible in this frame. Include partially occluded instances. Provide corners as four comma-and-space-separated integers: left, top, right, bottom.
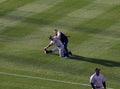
44, 35, 64, 57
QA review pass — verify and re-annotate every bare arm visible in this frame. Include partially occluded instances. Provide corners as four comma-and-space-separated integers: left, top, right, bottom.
91, 83, 95, 89
103, 81, 106, 89
44, 43, 53, 50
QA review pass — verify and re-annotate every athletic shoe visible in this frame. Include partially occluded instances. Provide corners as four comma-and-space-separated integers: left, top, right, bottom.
64, 56, 69, 59
69, 51, 72, 56
44, 50, 48, 54
44, 50, 52, 54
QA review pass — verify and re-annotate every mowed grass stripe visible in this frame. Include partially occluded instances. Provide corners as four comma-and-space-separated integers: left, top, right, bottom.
0, 0, 35, 29
107, 40, 120, 59
69, 0, 120, 23
103, 21, 120, 37
0, 0, 35, 17
24, 0, 93, 25
78, 4, 120, 34
0, 0, 93, 38
0, 0, 61, 28
18, 0, 63, 13
76, 35, 118, 59
53, 0, 120, 30
100, 21, 120, 60
99, 0, 120, 5
68, 24, 120, 60
0, 0, 7, 3
92, 20, 120, 40
0, 0, 62, 37
73, 8, 120, 59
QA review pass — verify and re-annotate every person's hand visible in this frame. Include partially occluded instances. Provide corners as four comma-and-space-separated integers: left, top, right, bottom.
44, 47, 47, 50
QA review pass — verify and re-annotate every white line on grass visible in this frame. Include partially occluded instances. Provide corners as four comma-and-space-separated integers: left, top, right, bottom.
0, 71, 113, 89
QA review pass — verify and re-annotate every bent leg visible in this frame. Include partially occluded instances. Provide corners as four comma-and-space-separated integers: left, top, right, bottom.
63, 42, 69, 57
52, 47, 58, 52
58, 46, 64, 57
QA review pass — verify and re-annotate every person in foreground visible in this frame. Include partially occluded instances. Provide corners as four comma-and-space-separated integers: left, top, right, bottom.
90, 68, 106, 89
44, 35, 64, 57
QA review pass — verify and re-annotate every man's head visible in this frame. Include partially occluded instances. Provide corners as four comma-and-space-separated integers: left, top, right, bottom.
53, 29, 58, 35
95, 68, 100, 75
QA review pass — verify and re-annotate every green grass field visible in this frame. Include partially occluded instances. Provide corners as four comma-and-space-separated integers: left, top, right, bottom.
0, 0, 120, 89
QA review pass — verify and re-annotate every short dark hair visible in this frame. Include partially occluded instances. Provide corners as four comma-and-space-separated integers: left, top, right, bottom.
54, 29, 58, 31
95, 68, 100, 71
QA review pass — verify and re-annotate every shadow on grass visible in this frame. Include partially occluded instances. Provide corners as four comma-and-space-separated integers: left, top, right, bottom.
0, 52, 119, 67
70, 54, 120, 67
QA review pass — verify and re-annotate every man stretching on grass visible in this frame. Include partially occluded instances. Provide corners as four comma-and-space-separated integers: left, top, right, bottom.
53, 29, 72, 58
44, 35, 64, 57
